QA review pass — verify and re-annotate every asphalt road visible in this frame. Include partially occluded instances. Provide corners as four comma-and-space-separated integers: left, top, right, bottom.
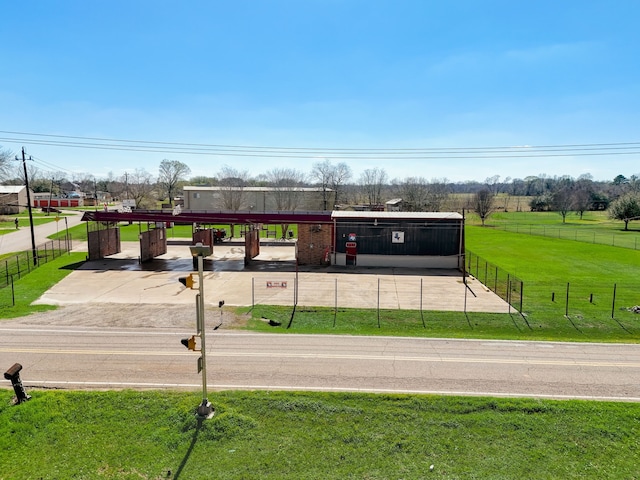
2, 325, 639, 401
0, 209, 85, 255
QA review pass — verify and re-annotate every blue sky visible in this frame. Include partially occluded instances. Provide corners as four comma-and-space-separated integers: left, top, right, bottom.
1, 0, 639, 183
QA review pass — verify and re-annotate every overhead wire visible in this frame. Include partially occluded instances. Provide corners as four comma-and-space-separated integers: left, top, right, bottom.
1, 129, 640, 160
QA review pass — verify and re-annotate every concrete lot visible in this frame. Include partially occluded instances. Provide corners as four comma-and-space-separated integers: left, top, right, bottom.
36, 242, 511, 313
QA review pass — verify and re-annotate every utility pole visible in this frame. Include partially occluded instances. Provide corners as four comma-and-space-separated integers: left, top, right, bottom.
18, 148, 37, 266
47, 177, 54, 216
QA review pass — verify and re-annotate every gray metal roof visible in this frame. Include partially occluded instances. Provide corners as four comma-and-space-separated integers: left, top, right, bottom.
331, 211, 463, 220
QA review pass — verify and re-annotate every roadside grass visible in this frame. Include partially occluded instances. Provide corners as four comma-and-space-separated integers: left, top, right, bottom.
1, 389, 638, 479
244, 305, 639, 342
0, 252, 86, 318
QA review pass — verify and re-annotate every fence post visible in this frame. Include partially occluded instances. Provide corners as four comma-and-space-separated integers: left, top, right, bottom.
484, 261, 488, 285
333, 278, 337, 327
420, 278, 425, 328
611, 283, 617, 319
377, 278, 380, 328
494, 266, 498, 292
11, 274, 15, 306
519, 281, 523, 313
251, 277, 255, 309
5, 260, 8, 286
565, 282, 570, 317
18, 255, 23, 276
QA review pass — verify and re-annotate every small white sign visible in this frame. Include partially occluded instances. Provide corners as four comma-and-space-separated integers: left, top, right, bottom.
392, 231, 405, 243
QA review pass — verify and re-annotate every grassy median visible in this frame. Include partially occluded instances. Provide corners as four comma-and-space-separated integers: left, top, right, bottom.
1, 389, 639, 479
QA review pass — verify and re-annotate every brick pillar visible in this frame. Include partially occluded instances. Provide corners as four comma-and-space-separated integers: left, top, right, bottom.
296, 223, 332, 265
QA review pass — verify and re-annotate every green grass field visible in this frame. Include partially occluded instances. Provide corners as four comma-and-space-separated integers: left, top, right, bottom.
2, 211, 640, 478
1, 389, 638, 479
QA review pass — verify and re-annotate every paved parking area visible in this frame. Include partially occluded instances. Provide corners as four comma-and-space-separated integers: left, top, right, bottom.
35, 242, 511, 313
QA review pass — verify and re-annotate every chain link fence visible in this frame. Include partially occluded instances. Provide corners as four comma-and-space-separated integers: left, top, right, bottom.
1, 236, 74, 291
465, 250, 523, 312
249, 263, 514, 314
526, 280, 640, 321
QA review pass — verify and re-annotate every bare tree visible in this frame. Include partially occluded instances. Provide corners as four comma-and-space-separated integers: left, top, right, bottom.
218, 165, 250, 211
158, 159, 191, 206
311, 159, 333, 211
127, 169, 156, 209
331, 162, 352, 207
359, 168, 387, 207
573, 174, 594, 219
550, 177, 575, 223
0, 147, 13, 181
398, 177, 429, 211
472, 188, 495, 226
265, 168, 306, 238
424, 178, 450, 211
311, 159, 352, 210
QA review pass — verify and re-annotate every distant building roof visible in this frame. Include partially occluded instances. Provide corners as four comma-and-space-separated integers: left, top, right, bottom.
0, 185, 27, 194
385, 198, 403, 205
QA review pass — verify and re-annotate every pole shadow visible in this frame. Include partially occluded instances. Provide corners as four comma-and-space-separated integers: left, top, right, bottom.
173, 420, 202, 479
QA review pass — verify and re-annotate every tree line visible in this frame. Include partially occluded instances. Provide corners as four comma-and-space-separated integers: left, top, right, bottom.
1, 146, 639, 228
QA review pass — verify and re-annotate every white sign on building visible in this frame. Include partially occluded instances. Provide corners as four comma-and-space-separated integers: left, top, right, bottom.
391, 231, 405, 243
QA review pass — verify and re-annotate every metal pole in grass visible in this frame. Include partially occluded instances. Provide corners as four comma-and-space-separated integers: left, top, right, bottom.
420, 278, 425, 327
520, 281, 524, 313
377, 278, 380, 328
484, 261, 488, 285
565, 282, 570, 317
189, 243, 214, 420
611, 283, 617, 319
251, 277, 255, 309
333, 278, 337, 327
464, 269, 468, 313
11, 275, 15, 306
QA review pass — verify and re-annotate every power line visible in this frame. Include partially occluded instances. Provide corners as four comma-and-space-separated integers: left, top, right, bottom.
1, 130, 640, 160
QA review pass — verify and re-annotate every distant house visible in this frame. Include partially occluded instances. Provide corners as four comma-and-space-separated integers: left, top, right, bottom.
385, 198, 403, 212
0, 185, 30, 215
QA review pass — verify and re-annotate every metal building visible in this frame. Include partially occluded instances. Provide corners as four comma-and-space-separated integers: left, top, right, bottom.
332, 211, 464, 269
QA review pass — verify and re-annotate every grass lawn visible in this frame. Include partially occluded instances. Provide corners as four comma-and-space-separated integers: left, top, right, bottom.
0, 252, 86, 318
1, 389, 638, 479
466, 210, 640, 249
244, 305, 640, 343
465, 225, 640, 330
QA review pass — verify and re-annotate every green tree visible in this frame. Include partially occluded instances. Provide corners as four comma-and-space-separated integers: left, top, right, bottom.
608, 193, 640, 231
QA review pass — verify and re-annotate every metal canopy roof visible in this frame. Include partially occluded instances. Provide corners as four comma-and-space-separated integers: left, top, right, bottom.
81, 209, 333, 225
